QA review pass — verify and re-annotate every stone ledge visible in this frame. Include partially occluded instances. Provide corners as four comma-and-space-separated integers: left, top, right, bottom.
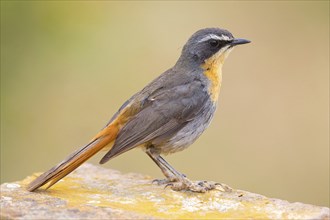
1, 163, 329, 219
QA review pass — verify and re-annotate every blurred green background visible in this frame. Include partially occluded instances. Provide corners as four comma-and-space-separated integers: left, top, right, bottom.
1, 1, 329, 207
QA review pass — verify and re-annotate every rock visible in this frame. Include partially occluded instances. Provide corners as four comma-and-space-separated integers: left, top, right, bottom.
1, 163, 329, 219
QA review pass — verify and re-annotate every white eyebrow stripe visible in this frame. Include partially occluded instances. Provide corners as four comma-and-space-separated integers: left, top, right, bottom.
198, 34, 232, 43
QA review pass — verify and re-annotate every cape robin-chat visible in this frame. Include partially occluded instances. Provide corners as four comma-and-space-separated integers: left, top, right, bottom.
28, 28, 250, 193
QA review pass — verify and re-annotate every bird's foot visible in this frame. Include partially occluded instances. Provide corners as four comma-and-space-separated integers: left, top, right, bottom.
152, 173, 186, 185
152, 178, 174, 185
213, 182, 233, 192
166, 178, 233, 193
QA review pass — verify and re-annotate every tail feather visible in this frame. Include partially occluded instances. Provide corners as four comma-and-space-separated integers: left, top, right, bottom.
27, 126, 117, 192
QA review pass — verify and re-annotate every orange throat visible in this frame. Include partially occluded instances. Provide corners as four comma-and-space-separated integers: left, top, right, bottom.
201, 52, 227, 103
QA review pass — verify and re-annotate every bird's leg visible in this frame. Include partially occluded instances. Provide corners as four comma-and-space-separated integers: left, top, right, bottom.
146, 148, 231, 193
146, 149, 179, 185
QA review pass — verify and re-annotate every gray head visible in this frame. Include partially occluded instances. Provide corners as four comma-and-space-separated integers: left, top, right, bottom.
176, 28, 250, 67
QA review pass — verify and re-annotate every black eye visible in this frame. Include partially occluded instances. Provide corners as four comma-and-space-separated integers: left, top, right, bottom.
209, 40, 220, 47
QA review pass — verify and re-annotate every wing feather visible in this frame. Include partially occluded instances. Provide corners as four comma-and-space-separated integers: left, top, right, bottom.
100, 80, 208, 164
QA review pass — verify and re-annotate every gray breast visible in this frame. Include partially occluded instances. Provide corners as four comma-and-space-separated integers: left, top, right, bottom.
154, 98, 217, 155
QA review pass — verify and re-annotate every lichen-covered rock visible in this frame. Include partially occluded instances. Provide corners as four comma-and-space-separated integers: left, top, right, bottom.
1, 163, 329, 219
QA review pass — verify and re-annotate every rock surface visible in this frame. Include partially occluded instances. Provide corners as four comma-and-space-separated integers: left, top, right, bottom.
1, 163, 329, 219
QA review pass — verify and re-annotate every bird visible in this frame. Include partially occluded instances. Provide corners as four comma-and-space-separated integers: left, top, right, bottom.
27, 27, 250, 193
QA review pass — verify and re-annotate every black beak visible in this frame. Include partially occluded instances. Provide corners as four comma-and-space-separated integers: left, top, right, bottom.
231, 38, 251, 46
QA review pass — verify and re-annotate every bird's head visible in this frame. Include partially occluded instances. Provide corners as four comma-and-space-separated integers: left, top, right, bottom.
177, 28, 250, 68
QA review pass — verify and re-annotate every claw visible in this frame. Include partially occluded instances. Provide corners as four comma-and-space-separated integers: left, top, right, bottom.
152, 179, 167, 185
214, 182, 233, 192
152, 177, 177, 186
164, 183, 173, 189
198, 181, 205, 187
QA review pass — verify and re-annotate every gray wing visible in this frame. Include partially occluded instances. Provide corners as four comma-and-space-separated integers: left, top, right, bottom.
99, 80, 209, 164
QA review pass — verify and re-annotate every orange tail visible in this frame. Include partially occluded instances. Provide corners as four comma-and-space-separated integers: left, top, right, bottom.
27, 124, 118, 192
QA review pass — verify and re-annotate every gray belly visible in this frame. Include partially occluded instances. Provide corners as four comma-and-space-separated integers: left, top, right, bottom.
154, 100, 217, 155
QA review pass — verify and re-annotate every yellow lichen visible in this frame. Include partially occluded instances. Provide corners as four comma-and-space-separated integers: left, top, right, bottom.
22, 174, 272, 219
17, 164, 328, 219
